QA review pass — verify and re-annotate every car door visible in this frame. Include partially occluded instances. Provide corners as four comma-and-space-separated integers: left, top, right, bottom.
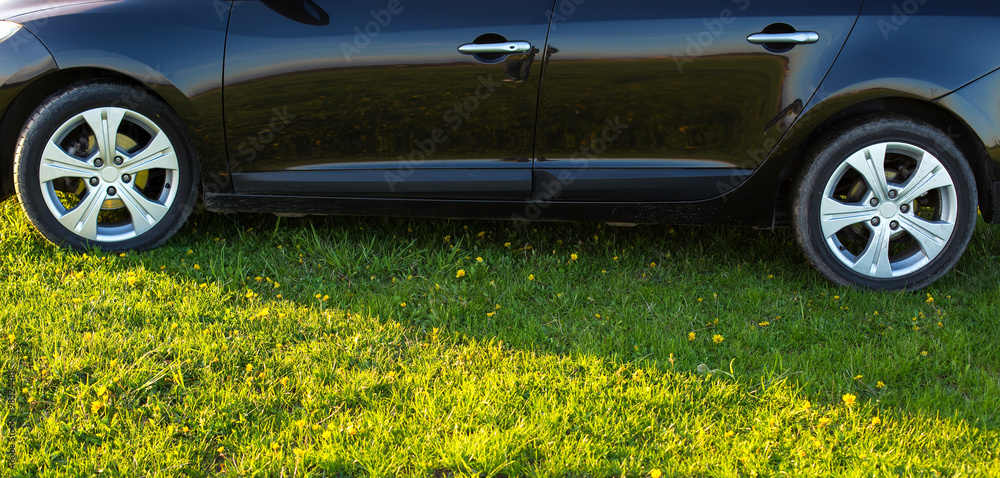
223, 0, 554, 200
533, 0, 863, 202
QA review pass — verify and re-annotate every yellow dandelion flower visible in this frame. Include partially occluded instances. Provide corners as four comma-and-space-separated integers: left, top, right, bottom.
876, 381, 885, 389
925, 294, 934, 304
456, 269, 466, 278
182, 426, 190, 433
477, 231, 485, 238
322, 295, 329, 301
724, 430, 735, 437
486, 312, 495, 318
255, 276, 263, 282
217, 446, 225, 453
650, 261, 657, 268
312, 424, 321, 431
399, 302, 406, 308
818, 417, 832, 427
842, 393, 857, 407
322, 430, 332, 439
280, 377, 289, 386
528, 274, 535, 281
293, 448, 304, 457
713, 334, 724, 344
295, 419, 307, 428
193, 264, 201, 270
688, 332, 696, 341
570, 253, 578, 261
90, 401, 103, 413
504, 242, 511, 248
758, 321, 770, 327
187, 249, 194, 255
870, 416, 882, 426
853, 375, 863, 380
697, 297, 703, 303
650, 469, 662, 478
476, 257, 483, 263
271, 442, 280, 451
921, 350, 928, 356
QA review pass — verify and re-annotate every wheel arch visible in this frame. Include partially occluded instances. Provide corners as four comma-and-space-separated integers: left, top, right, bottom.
1, 67, 227, 198
771, 96, 994, 224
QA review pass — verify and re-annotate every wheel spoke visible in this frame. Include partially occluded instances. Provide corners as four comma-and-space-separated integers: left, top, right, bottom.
122, 132, 177, 174
844, 143, 889, 200
39, 140, 95, 182
81, 108, 127, 159
57, 189, 107, 240
899, 215, 954, 261
898, 151, 953, 203
118, 183, 169, 235
820, 196, 877, 238
851, 223, 893, 278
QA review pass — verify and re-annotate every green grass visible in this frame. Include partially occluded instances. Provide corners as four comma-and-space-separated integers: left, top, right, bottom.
2, 197, 1000, 476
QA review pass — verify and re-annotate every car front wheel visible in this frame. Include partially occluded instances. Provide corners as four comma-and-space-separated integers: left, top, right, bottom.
14, 82, 198, 251
792, 115, 977, 290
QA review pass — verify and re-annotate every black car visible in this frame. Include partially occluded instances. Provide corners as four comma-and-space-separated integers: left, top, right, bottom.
1, 0, 998, 290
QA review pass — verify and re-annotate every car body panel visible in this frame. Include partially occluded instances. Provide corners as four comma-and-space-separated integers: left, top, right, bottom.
223, 0, 553, 200
0, 27, 58, 196
0, 0, 998, 231
533, 0, 863, 202
8, 0, 234, 194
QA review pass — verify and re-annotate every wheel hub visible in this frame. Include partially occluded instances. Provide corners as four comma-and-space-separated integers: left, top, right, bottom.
100, 166, 119, 183
878, 202, 898, 219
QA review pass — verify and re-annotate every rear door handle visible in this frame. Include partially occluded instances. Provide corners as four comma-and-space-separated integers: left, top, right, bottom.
458, 41, 532, 55
747, 32, 819, 44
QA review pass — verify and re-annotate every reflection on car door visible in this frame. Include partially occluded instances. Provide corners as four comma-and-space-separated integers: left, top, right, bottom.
223, 0, 554, 200
534, 0, 863, 203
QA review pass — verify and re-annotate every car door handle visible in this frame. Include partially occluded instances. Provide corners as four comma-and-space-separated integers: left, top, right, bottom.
746, 32, 819, 45
458, 41, 532, 55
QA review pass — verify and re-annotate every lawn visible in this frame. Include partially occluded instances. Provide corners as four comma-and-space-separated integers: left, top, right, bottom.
1, 197, 999, 477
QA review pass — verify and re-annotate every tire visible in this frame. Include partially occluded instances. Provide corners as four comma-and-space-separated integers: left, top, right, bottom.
14, 82, 198, 251
791, 115, 977, 290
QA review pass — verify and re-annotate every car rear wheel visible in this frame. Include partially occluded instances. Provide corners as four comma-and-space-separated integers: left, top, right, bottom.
14, 82, 198, 251
792, 115, 977, 290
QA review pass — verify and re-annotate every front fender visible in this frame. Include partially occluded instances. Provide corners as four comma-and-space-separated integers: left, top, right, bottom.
12, 0, 234, 194
0, 25, 58, 197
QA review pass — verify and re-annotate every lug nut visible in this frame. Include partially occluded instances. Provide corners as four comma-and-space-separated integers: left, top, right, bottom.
871, 217, 881, 226
164, 183, 170, 189
870, 198, 879, 207
900, 204, 910, 213
113, 156, 124, 166
122, 174, 132, 183
107, 186, 117, 196
89, 177, 99, 186
890, 220, 899, 230
94, 158, 104, 167
888, 189, 898, 199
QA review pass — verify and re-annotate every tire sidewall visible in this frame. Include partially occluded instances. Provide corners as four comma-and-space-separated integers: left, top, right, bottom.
15, 83, 199, 251
794, 116, 977, 290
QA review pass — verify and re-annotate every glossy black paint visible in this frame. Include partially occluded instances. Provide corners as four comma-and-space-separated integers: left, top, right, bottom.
3, 0, 232, 193
224, 0, 552, 199
2, 0, 1000, 227
534, 0, 862, 202
0, 27, 57, 195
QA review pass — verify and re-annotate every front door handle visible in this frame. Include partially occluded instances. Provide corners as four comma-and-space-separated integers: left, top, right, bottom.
458, 41, 532, 55
747, 32, 819, 45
